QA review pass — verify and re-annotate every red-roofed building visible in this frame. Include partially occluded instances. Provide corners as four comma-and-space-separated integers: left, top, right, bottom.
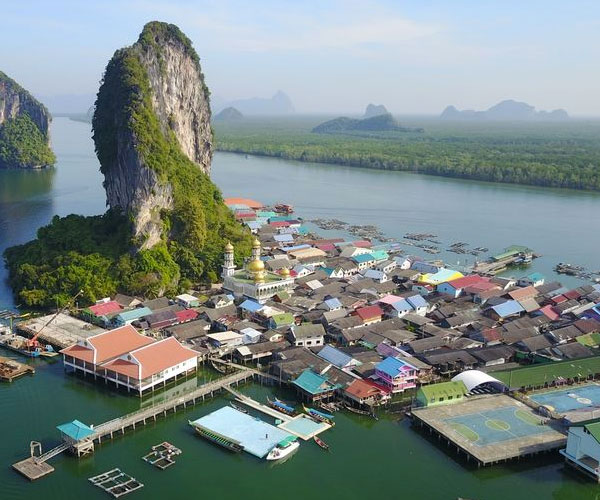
100, 337, 198, 395
539, 304, 560, 321
60, 326, 198, 396
269, 221, 291, 228
437, 275, 490, 298
175, 309, 199, 324
550, 294, 568, 305
344, 379, 388, 406
86, 300, 123, 318
355, 305, 384, 325
352, 240, 373, 248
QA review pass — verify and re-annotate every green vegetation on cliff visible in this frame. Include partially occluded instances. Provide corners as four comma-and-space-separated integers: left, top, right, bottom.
215, 116, 600, 190
4, 22, 250, 308
0, 114, 55, 168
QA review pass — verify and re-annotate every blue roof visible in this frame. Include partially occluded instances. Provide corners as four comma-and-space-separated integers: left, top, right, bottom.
391, 299, 412, 313
240, 299, 263, 312
406, 294, 427, 309
274, 234, 294, 242
57, 420, 94, 441
283, 244, 311, 252
375, 357, 414, 378
492, 300, 525, 318
115, 307, 152, 322
324, 298, 342, 310
292, 369, 339, 395
317, 344, 353, 368
191, 407, 293, 458
352, 253, 375, 263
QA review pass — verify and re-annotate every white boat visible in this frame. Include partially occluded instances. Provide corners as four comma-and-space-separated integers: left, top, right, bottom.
266, 437, 299, 461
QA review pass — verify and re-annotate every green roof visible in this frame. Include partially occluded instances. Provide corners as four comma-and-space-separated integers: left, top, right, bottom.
57, 419, 94, 441
577, 332, 600, 347
292, 369, 339, 395
271, 313, 294, 326
492, 245, 532, 261
568, 418, 600, 444
417, 381, 467, 402
494, 355, 600, 389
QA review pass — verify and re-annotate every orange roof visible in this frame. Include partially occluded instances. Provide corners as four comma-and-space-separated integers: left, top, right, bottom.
508, 286, 538, 301
60, 343, 94, 363
345, 379, 382, 399
224, 197, 263, 209
101, 357, 139, 378
115, 337, 198, 380
60, 325, 154, 364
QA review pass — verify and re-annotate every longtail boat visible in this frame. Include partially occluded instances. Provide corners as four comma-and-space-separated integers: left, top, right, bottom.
314, 436, 329, 451
267, 397, 297, 416
303, 405, 335, 426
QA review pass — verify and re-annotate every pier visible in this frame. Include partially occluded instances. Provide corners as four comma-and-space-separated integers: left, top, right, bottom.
13, 368, 265, 480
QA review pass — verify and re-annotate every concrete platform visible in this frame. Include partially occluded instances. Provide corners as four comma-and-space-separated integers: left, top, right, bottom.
17, 313, 104, 349
13, 458, 55, 481
278, 415, 330, 440
191, 406, 295, 458
412, 394, 566, 466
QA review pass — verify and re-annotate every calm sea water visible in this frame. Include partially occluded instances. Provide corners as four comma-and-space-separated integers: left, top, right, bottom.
0, 117, 599, 499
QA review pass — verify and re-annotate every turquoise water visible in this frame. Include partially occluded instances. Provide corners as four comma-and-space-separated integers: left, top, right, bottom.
1, 118, 600, 498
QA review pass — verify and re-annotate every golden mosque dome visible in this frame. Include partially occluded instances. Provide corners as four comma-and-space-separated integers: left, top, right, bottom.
252, 238, 261, 248
280, 267, 290, 278
247, 258, 265, 273
253, 271, 266, 283
225, 241, 234, 252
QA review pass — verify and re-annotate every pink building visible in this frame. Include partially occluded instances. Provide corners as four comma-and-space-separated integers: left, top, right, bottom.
374, 356, 418, 393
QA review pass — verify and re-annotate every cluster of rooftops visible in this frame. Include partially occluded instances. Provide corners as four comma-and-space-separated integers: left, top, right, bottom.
67, 198, 600, 403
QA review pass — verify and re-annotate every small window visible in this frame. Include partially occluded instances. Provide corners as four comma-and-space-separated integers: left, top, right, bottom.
439, 397, 445, 402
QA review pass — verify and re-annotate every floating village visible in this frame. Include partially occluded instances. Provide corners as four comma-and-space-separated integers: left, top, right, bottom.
3, 197, 600, 496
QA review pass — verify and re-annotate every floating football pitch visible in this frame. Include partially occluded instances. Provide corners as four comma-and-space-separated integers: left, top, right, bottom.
528, 383, 600, 413
444, 406, 551, 446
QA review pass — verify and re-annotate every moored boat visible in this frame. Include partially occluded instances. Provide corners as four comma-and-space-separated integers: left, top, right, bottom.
188, 420, 244, 453
314, 436, 329, 451
266, 436, 299, 461
344, 404, 372, 416
267, 396, 297, 416
230, 402, 248, 414
303, 405, 335, 426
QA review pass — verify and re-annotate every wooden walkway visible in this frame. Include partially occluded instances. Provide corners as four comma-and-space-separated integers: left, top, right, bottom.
13, 369, 260, 480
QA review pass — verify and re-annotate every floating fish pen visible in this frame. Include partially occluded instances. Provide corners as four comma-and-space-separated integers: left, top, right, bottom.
142, 442, 182, 470
89, 469, 143, 498
0, 356, 35, 382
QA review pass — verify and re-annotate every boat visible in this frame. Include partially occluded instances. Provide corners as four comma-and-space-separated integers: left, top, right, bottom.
274, 203, 294, 214
313, 436, 329, 451
267, 396, 297, 416
303, 405, 335, 426
344, 404, 372, 416
188, 420, 244, 453
230, 402, 248, 414
0, 332, 57, 358
266, 436, 299, 461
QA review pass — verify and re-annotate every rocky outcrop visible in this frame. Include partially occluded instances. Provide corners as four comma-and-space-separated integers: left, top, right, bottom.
364, 103, 388, 118
0, 71, 54, 168
214, 106, 243, 121
312, 113, 424, 134
0, 71, 51, 136
92, 22, 214, 249
441, 100, 569, 121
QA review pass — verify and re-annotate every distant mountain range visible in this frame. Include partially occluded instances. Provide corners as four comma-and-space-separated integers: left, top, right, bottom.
440, 99, 569, 121
211, 91, 294, 115
312, 113, 423, 134
364, 103, 388, 118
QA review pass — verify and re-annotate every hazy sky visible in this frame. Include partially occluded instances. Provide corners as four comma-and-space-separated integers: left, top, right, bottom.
2, 0, 600, 114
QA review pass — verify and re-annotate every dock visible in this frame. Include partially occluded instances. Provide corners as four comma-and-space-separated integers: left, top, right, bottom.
13, 369, 263, 480
224, 385, 331, 440
16, 313, 105, 349
0, 356, 34, 381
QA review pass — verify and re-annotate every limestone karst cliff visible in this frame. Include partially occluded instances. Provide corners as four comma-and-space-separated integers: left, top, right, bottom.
0, 71, 55, 168
92, 21, 249, 259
